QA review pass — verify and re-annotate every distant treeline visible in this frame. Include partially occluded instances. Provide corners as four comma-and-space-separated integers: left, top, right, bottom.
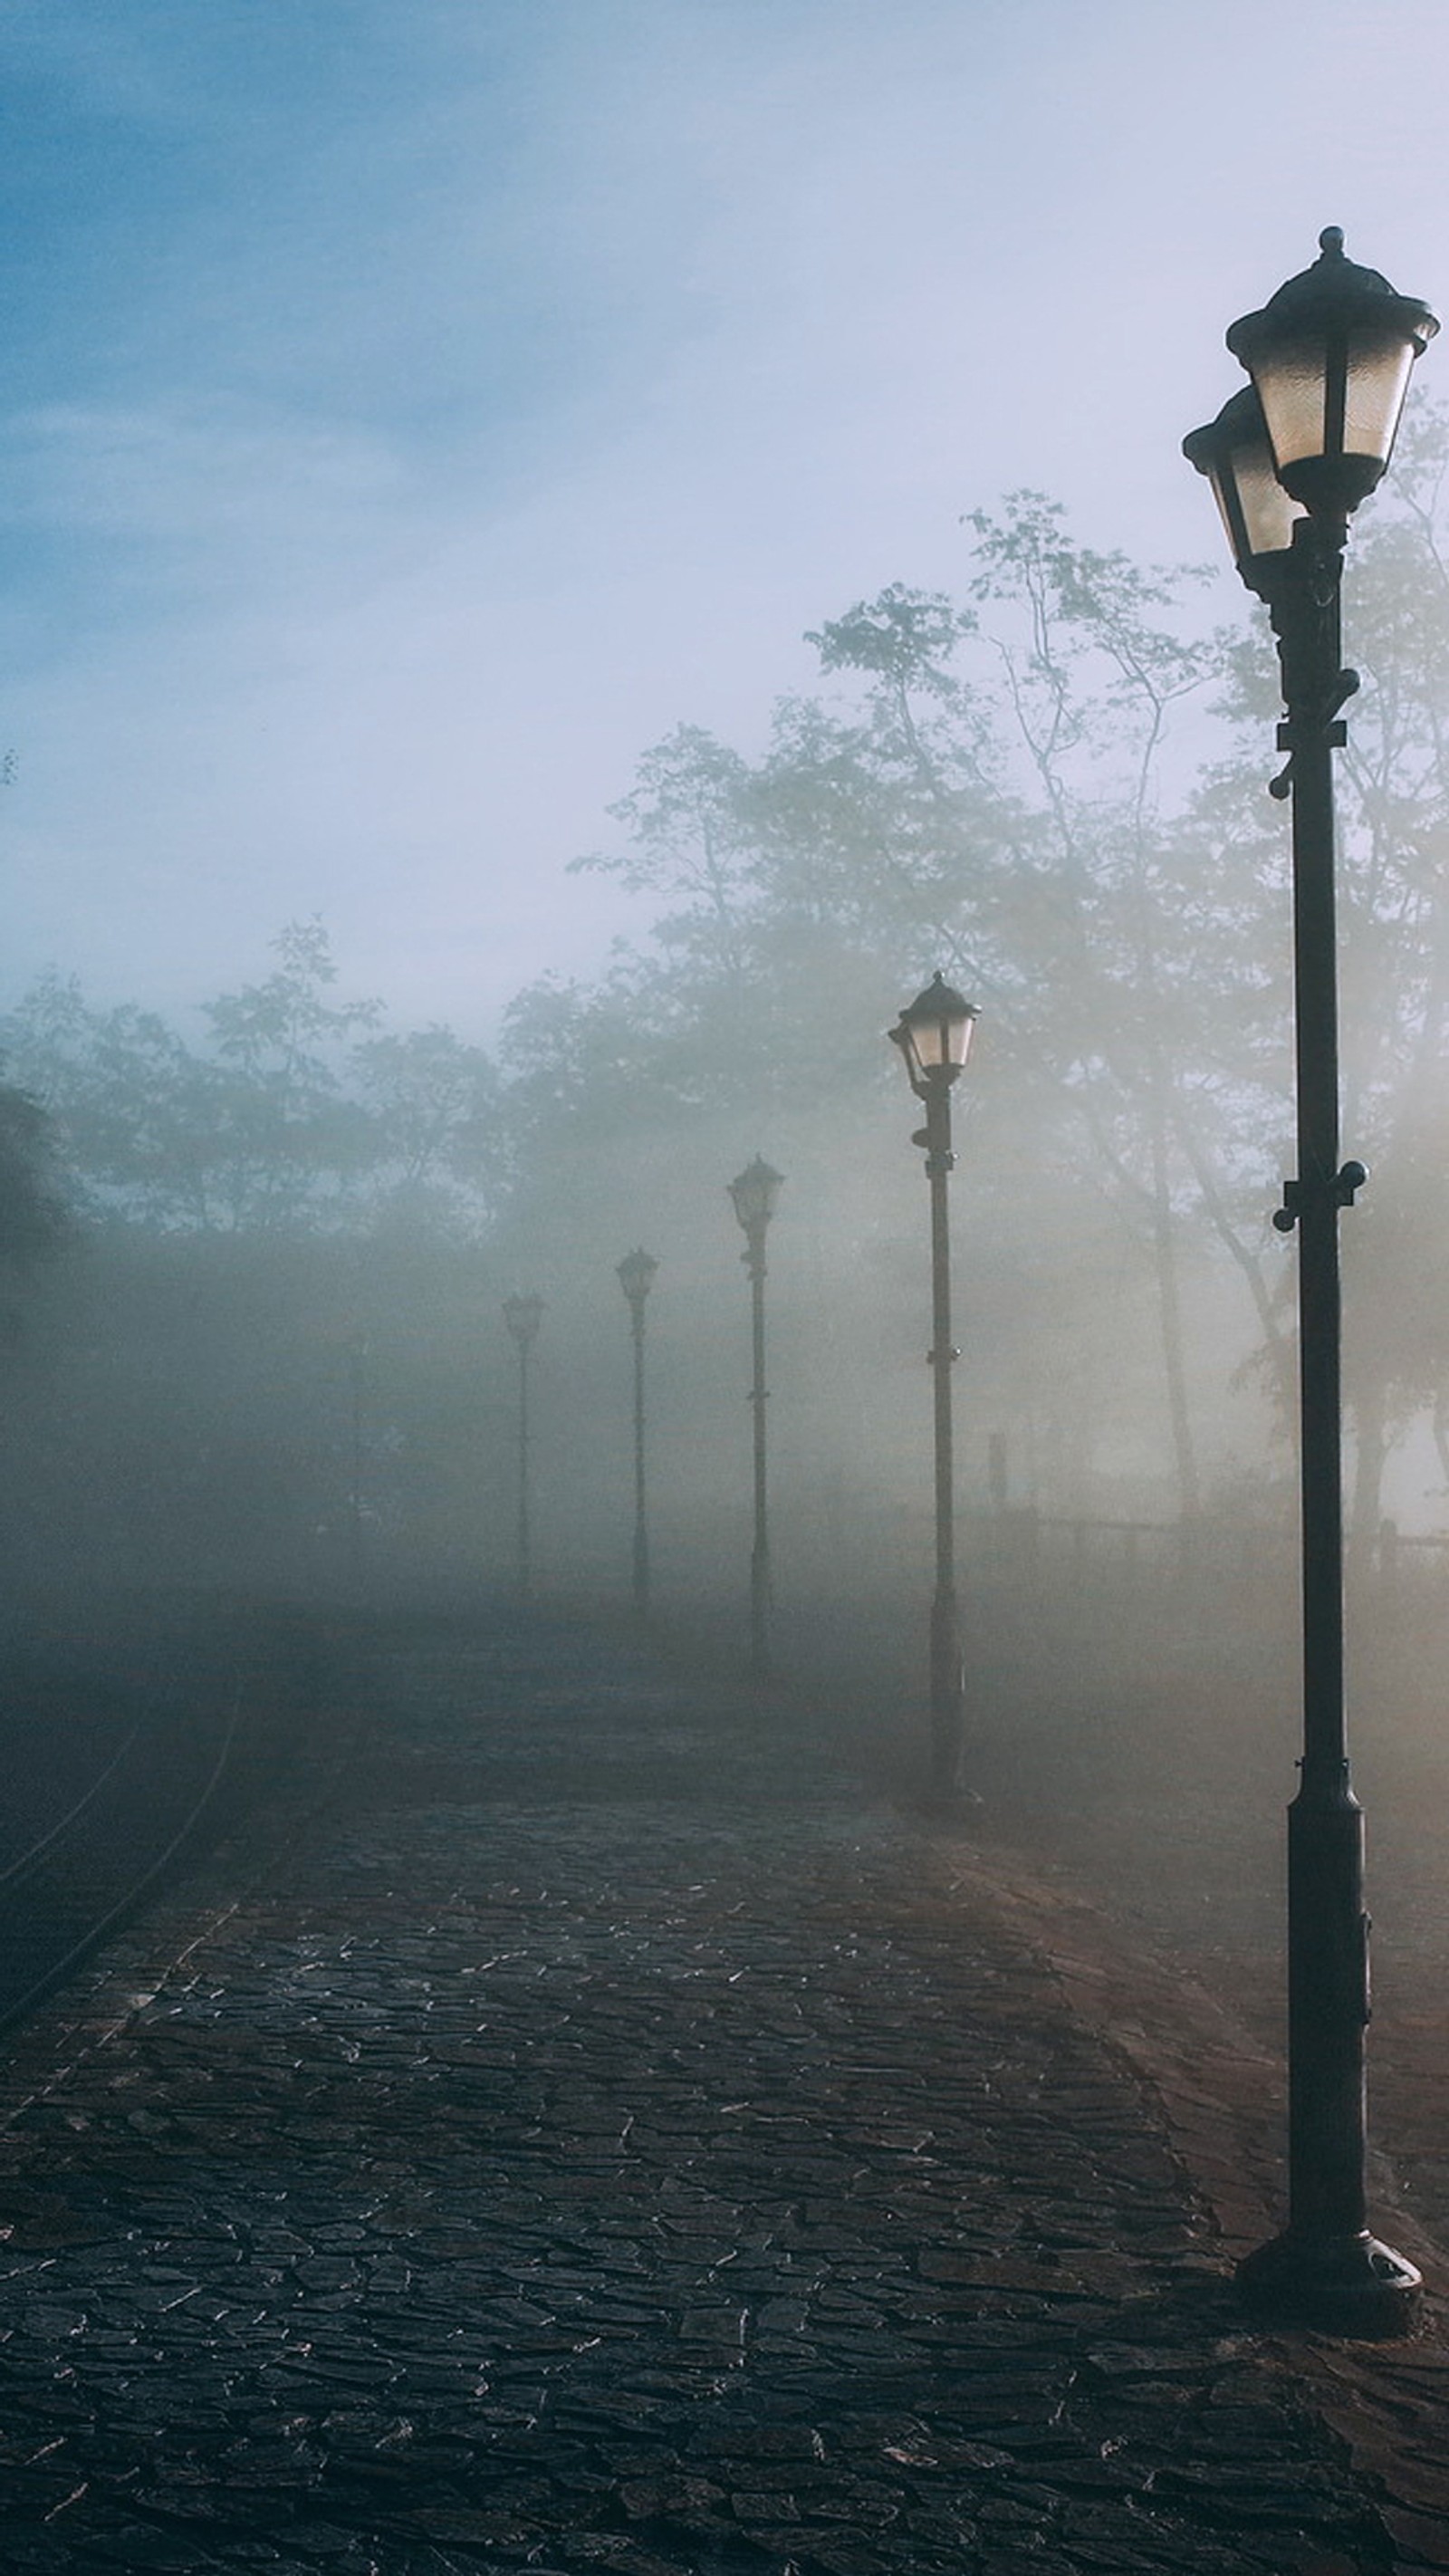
5, 415, 1449, 1595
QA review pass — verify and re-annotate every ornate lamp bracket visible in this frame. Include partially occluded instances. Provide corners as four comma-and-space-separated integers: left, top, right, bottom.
1272, 1159, 1368, 1233
1269, 667, 1359, 800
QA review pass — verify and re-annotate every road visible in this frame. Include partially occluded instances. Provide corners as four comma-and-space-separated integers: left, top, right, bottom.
0, 1603, 1443, 2571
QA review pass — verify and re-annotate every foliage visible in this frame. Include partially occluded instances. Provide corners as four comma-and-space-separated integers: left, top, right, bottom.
15, 418, 1449, 1538
3, 922, 509, 1239
0, 1072, 66, 1270
517, 428, 1449, 1524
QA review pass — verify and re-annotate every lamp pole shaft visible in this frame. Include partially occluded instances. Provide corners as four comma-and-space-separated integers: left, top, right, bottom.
516, 1340, 533, 1601
630, 1301, 649, 1619
348, 1346, 365, 1593
926, 1081, 964, 1792
1237, 530, 1418, 2331
1281, 549, 1370, 2244
746, 1230, 771, 1677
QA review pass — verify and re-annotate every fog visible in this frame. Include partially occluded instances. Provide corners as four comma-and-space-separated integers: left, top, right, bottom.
3, 1, 1449, 2283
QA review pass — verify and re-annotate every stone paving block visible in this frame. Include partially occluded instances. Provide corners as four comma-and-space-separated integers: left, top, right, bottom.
0, 1608, 1435, 2571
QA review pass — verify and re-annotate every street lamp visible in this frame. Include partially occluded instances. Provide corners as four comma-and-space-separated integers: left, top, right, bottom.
616, 1250, 659, 1619
1185, 227, 1436, 2336
728, 1157, 784, 1677
502, 1293, 545, 1600
347, 1336, 368, 1593
888, 971, 979, 1797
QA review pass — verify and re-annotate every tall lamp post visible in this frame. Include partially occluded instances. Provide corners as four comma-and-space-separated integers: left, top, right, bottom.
1185, 228, 1436, 2335
347, 1336, 368, 1593
502, 1293, 545, 1600
728, 1158, 784, 1677
616, 1250, 659, 1619
888, 973, 979, 1797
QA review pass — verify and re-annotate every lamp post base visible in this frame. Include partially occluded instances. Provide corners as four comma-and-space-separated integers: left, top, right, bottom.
749, 1547, 771, 1681
1238, 2226, 1422, 2339
928, 1587, 965, 1798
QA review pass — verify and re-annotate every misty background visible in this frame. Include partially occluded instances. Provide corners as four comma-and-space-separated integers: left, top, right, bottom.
1, 0, 1445, 1024
0, 0, 1448, 1927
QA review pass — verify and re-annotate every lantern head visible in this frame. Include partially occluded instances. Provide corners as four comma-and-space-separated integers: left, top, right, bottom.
503, 1293, 545, 1349
888, 972, 979, 1095
728, 1157, 784, 1234
1226, 227, 1437, 524
616, 1249, 659, 1307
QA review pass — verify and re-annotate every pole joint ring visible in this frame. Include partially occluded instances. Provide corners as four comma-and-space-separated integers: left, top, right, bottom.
1269, 668, 1358, 796
1272, 1160, 1368, 1231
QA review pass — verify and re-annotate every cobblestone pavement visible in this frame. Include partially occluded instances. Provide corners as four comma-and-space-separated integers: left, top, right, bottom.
0, 1608, 1444, 2574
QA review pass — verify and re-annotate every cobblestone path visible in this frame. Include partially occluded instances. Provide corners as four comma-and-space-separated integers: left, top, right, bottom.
0, 1609, 1439, 2573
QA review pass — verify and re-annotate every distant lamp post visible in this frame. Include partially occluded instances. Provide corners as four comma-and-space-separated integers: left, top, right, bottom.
728, 1157, 784, 1677
616, 1250, 659, 1619
888, 972, 979, 1797
502, 1293, 545, 1600
347, 1337, 368, 1593
1185, 227, 1436, 2336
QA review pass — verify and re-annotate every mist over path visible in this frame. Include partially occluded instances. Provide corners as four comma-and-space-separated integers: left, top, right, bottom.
0, 1603, 1442, 2569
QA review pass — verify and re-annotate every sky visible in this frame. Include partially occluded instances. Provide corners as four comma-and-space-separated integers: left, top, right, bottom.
1, 0, 1446, 1041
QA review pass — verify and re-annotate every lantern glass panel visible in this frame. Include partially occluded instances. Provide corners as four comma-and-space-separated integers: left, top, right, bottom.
945, 1005, 976, 1069
1256, 328, 1416, 495
1202, 464, 1240, 563
1229, 434, 1307, 557
1343, 326, 1416, 466
888, 1020, 920, 1084
909, 1014, 950, 1072
1253, 341, 1331, 475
